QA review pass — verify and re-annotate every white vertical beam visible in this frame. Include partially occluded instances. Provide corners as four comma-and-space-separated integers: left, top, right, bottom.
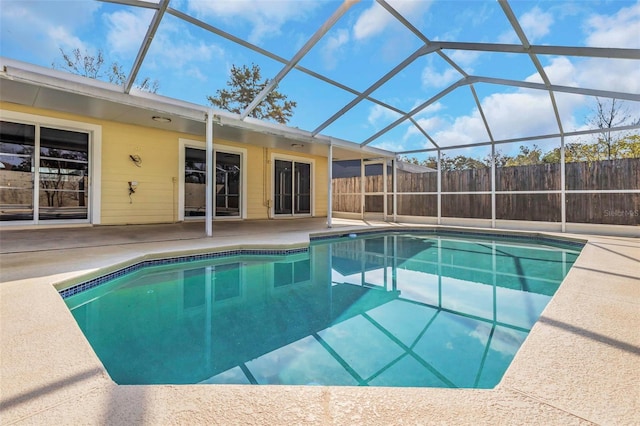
392, 157, 397, 222
327, 143, 333, 228
560, 135, 566, 232
205, 110, 213, 237
491, 143, 496, 228
383, 158, 388, 221
33, 125, 41, 223
437, 150, 442, 224
361, 158, 365, 219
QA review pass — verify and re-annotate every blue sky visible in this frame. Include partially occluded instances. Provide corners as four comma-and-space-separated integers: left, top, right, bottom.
1, 0, 639, 159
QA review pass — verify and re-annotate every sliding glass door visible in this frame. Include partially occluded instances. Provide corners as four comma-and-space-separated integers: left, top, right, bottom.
184, 147, 242, 219
274, 159, 311, 216
0, 121, 89, 223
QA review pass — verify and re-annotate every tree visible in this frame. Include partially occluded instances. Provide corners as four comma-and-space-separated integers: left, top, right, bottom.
503, 145, 544, 166
588, 98, 639, 160
52, 48, 159, 93
207, 64, 297, 124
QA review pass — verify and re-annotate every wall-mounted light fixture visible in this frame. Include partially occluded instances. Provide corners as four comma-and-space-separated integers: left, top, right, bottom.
291, 143, 304, 148
129, 154, 142, 167
152, 116, 171, 123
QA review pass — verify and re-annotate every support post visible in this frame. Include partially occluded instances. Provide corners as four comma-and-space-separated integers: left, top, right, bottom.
437, 150, 442, 225
491, 143, 496, 228
393, 157, 397, 223
327, 143, 333, 228
361, 158, 365, 219
560, 135, 566, 232
205, 110, 214, 237
383, 158, 388, 221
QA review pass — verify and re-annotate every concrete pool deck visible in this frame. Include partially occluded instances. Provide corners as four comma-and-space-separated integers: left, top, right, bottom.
1, 218, 638, 425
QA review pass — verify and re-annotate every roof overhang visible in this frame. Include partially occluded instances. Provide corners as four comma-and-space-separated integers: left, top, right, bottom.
0, 57, 394, 161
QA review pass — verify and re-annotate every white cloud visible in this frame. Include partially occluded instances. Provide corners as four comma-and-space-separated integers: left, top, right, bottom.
576, 58, 640, 94
585, 1, 640, 48
0, 1, 100, 62
505, 0, 640, 136
105, 9, 154, 57
112, 9, 226, 77
497, 6, 553, 44
421, 66, 460, 88
529, 57, 571, 84
353, 0, 432, 41
367, 104, 402, 129
48, 26, 91, 53
497, 29, 518, 44
353, 2, 393, 40
404, 116, 445, 144
321, 29, 349, 70
187, 0, 319, 44
431, 110, 489, 146
449, 50, 480, 68
369, 139, 407, 152
519, 7, 554, 42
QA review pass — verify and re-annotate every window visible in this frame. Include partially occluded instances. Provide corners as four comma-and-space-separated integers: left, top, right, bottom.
0, 120, 91, 223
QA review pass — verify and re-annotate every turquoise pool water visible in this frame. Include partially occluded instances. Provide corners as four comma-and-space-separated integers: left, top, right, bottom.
64, 232, 582, 388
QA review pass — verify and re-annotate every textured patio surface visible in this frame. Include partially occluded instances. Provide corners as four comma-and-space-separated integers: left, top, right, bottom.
1, 218, 638, 425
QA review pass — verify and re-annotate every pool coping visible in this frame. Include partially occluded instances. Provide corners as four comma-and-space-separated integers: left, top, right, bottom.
1, 221, 638, 424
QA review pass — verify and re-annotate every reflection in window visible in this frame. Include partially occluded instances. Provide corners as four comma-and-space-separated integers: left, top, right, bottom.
39, 127, 89, 220
274, 259, 311, 287
0, 121, 35, 221
183, 263, 243, 307
214, 263, 241, 301
274, 159, 311, 216
184, 148, 242, 218
184, 147, 206, 217
215, 152, 241, 217
183, 268, 206, 309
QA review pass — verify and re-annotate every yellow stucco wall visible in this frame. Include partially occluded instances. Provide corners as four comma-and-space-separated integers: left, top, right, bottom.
1, 102, 328, 225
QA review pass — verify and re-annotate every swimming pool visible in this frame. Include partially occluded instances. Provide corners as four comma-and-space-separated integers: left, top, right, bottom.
62, 231, 582, 388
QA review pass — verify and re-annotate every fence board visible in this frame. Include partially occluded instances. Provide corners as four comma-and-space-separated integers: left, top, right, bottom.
332, 158, 639, 225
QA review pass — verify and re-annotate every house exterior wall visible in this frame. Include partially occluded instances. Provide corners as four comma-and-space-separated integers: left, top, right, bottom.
0, 102, 328, 226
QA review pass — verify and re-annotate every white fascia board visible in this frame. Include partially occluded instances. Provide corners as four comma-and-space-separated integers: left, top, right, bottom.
0, 57, 395, 159
1, 57, 207, 122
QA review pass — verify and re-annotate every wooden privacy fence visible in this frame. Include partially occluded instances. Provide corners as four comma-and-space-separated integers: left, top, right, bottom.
332, 158, 639, 225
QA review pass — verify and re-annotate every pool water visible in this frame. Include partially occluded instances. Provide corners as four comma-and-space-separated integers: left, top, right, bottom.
64, 233, 582, 388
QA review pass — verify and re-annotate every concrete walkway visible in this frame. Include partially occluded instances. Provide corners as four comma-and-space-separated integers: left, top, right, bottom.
1, 219, 638, 425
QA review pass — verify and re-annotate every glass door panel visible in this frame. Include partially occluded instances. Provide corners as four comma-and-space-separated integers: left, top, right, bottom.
274, 159, 311, 216
185, 148, 206, 217
0, 121, 35, 221
184, 148, 243, 218
275, 159, 292, 215
39, 127, 89, 220
294, 162, 311, 214
215, 152, 240, 217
